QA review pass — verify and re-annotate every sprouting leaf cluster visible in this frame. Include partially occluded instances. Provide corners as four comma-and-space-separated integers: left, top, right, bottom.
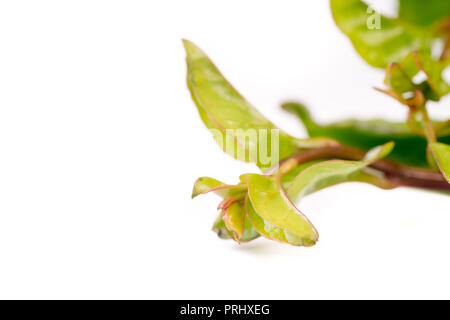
186, 0, 450, 247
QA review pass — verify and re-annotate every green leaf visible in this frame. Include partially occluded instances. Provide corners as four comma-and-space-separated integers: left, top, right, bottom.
240, 143, 393, 246
330, 0, 432, 68
280, 159, 395, 191
242, 173, 319, 246
283, 102, 450, 167
240, 217, 261, 242
398, 0, 450, 27
212, 208, 260, 242
212, 214, 233, 240
193, 177, 260, 242
288, 143, 394, 202
244, 195, 314, 246
192, 177, 246, 199
223, 201, 245, 240
430, 142, 450, 183
384, 51, 450, 101
184, 40, 337, 169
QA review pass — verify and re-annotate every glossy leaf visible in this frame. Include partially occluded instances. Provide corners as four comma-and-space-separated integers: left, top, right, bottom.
283, 102, 450, 167
184, 40, 337, 169
430, 142, 450, 183
242, 173, 319, 246
288, 143, 394, 202
330, 0, 432, 68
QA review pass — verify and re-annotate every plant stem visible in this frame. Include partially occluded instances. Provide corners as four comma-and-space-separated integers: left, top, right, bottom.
420, 105, 436, 144
279, 145, 450, 191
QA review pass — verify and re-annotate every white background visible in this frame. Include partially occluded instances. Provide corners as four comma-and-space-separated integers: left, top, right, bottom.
0, 0, 449, 299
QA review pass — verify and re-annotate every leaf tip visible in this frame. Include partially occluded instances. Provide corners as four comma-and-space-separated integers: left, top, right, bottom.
182, 39, 205, 60
191, 177, 204, 199
302, 238, 317, 247
364, 141, 395, 161
384, 141, 396, 153
281, 102, 312, 124
181, 38, 192, 47
191, 186, 200, 199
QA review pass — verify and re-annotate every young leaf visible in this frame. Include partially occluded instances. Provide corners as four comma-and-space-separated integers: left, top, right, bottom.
348, 169, 397, 190
240, 217, 261, 242
212, 215, 233, 240
184, 40, 337, 169
223, 201, 245, 240
244, 195, 313, 246
430, 142, 450, 183
192, 177, 246, 199
212, 209, 260, 242
242, 173, 319, 246
280, 159, 395, 191
288, 142, 394, 202
330, 0, 432, 68
283, 102, 450, 167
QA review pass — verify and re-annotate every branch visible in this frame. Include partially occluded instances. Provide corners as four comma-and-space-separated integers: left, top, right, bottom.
279, 145, 450, 191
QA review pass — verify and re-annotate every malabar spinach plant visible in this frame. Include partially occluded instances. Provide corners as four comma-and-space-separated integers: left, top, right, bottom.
186, 0, 450, 247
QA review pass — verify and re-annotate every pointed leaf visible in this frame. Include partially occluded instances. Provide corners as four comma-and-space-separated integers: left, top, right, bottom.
184, 40, 336, 169
192, 177, 246, 199
288, 143, 394, 201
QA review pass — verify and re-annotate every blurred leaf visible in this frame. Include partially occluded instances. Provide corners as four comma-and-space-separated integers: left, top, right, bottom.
288, 143, 394, 202
430, 142, 450, 183
184, 40, 337, 169
330, 0, 432, 68
349, 169, 397, 190
384, 51, 450, 101
398, 0, 450, 27
283, 102, 450, 167
242, 173, 319, 246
